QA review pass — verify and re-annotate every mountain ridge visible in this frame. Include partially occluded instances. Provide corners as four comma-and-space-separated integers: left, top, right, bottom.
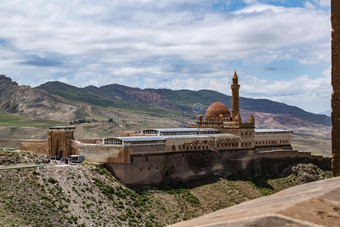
0, 75, 331, 126
0, 75, 90, 121
38, 80, 331, 126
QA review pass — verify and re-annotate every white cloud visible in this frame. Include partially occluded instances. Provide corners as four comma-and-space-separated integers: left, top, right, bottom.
0, 1, 330, 63
314, 0, 330, 7
243, 0, 259, 4
0, 1, 332, 113
239, 67, 331, 113
304, 1, 317, 10
134, 66, 331, 113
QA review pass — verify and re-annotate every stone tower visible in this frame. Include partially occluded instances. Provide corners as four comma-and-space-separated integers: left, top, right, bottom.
231, 70, 240, 120
48, 126, 76, 159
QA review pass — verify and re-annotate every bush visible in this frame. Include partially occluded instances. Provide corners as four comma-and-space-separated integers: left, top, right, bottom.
47, 178, 57, 184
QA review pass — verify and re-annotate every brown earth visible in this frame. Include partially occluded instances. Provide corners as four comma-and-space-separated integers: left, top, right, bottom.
0, 150, 332, 227
170, 177, 340, 227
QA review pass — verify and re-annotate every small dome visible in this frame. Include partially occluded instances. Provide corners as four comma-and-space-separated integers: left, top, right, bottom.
248, 114, 255, 123
205, 102, 230, 121
234, 113, 242, 122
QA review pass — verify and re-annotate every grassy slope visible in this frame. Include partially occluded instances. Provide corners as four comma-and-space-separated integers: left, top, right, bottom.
38, 81, 331, 126
37, 82, 179, 117
0, 151, 332, 227
0, 111, 61, 128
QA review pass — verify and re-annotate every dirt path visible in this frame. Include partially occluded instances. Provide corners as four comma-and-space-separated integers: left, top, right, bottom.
0, 163, 68, 170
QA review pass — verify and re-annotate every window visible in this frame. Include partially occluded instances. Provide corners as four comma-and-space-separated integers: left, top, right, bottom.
130, 157, 133, 163
145, 156, 148, 162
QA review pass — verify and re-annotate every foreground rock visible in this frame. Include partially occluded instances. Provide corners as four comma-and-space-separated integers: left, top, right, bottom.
170, 176, 340, 227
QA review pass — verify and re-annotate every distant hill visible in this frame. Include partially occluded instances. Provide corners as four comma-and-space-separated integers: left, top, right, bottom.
38, 81, 331, 126
0, 75, 89, 121
0, 75, 331, 126
37, 81, 178, 116
319, 109, 331, 117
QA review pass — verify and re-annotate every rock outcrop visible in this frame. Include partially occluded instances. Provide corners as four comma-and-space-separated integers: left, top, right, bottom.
170, 177, 340, 227
0, 75, 89, 121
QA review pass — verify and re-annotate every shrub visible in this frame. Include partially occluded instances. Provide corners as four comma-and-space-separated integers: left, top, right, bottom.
47, 178, 57, 184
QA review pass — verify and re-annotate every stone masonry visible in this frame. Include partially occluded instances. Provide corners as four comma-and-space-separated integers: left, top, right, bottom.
332, 0, 340, 177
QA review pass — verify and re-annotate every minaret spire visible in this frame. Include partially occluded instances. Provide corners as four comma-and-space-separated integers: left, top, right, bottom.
231, 70, 240, 120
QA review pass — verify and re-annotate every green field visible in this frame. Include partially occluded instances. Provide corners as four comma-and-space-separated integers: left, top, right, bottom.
0, 111, 62, 129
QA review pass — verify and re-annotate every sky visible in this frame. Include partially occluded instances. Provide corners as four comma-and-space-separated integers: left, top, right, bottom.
0, 0, 331, 114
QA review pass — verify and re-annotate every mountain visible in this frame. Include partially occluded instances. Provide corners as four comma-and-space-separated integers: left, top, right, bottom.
38, 81, 331, 126
0, 75, 331, 127
37, 81, 178, 116
0, 75, 90, 121
319, 109, 331, 117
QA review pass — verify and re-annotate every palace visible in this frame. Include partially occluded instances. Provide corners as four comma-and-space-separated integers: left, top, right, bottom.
20, 71, 330, 186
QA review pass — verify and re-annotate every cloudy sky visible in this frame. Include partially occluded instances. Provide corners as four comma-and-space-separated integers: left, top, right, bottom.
0, 0, 331, 114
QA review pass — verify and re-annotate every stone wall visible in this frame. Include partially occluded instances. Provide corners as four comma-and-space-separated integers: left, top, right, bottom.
106, 149, 330, 187
76, 142, 129, 163
332, 0, 340, 176
255, 133, 291, 148
20, 140, 48, 155
0, 139, 20, 149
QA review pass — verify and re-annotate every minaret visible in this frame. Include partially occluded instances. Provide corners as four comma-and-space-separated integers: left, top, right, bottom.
231, 70, 240, 120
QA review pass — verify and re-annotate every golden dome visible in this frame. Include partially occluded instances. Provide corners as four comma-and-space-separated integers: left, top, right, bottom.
205, 102, 230, 121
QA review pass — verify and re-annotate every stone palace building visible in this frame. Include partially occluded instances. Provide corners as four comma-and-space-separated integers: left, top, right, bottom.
21, 71, 330, 186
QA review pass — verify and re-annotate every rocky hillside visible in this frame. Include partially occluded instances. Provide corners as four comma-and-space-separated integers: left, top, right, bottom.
38, 80, 331, 126
86, 84, 174, 109
0, 75, 90, 121
37, 81, 177, 117
0, 150, 332, 226
0, 74, 331, 126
